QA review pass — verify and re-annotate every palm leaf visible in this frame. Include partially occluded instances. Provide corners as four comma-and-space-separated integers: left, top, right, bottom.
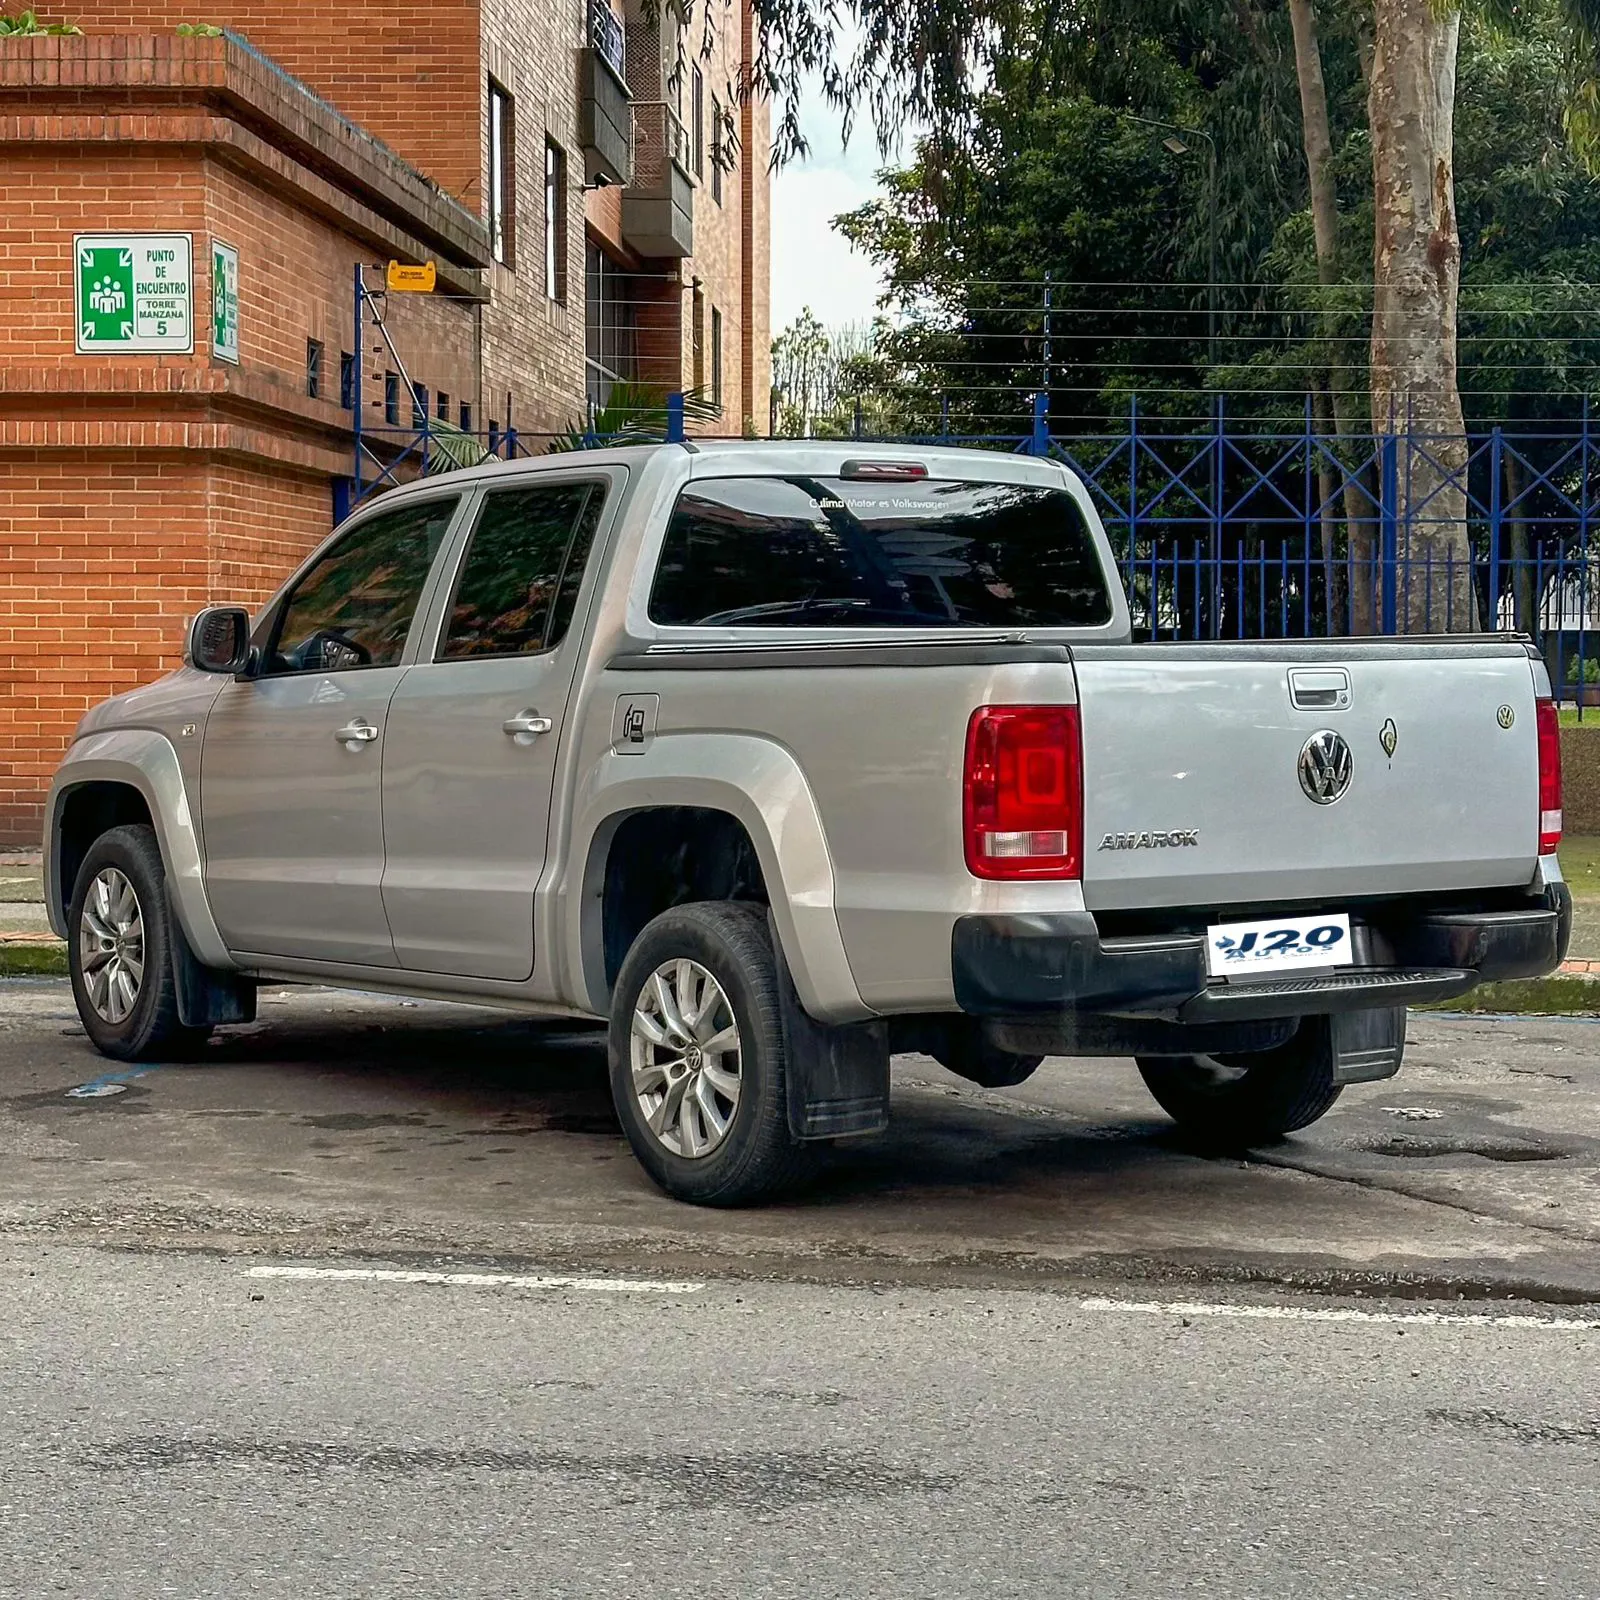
547, 382, 723, 452
424, 417, 493, 474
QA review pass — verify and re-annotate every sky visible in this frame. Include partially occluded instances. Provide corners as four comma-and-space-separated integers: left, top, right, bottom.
769, 83, 895, 335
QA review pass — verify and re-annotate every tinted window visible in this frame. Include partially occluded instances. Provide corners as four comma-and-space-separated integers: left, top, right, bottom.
440, 483, 604, 659
270, 498, 457, 674
650, 476, 1112, 629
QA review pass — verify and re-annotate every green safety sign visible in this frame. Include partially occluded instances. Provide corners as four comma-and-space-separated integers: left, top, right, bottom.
212, 239, 239, 364
74, 233, 194, 354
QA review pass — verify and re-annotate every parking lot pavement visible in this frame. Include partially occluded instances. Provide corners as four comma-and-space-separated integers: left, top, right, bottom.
2, 979, 1599, 1301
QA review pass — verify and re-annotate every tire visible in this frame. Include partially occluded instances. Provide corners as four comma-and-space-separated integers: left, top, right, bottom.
933, 1022, 1044, 1089
1136, 1020, 1341, 1147
68, 824, 211, 1062
608, 901, 813, 1206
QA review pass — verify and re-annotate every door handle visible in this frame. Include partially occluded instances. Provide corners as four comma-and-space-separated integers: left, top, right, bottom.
333, 718, 380, 747
503, 710, 553, 741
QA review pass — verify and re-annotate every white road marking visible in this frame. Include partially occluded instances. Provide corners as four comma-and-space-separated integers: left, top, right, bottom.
1078, 1296, 1600, 1330
247, 1265, 704, 1295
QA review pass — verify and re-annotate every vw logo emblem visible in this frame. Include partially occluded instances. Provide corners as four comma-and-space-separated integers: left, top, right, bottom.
1298, 730, 1353, 805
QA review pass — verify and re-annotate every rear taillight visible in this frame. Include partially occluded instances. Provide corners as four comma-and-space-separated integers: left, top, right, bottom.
1537, 697, 1563, 856
964, 705, 1083, 879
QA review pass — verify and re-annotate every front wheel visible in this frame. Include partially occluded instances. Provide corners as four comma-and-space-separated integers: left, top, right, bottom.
1136, 1021, 1340, 1147
608, 901, 813, 1206
68, 824, 211, 1062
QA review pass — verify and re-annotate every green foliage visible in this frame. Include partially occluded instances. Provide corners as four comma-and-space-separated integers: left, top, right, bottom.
424, 416, 492, 474
770, 309, 890, 435
834, 0, 1600, 436
175, 23, 223, 36
546, 382, 723, 451
0, 10, 82, 34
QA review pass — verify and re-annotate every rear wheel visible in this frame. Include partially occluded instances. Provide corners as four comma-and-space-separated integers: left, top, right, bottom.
608, 902, 813, 1206
1136, 1021, 1340, 1146
68, 824, 210, 1062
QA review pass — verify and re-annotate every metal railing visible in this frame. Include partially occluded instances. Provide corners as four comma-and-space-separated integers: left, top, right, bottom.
344, 377, 1600, 704
588, 0, 625, 82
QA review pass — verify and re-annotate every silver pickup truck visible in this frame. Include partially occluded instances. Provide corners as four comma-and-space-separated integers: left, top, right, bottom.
44, 442, 1570, 1203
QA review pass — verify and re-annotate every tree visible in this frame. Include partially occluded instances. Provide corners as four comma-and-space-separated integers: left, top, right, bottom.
770, 311, 881, 435
744, 0, 1600, 631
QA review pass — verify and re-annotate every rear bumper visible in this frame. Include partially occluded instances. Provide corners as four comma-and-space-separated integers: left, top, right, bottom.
951, 884, 1572, 1023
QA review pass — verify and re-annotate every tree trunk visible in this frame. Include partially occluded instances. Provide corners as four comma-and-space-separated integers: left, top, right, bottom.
1368, 0, 1474, 632
1312, 384, 1342, 633
1287, 0, 1377, 631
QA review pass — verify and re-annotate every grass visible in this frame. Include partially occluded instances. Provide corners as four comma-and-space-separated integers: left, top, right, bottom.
1558, 835, 1600, 899
1424, 975, 1600, 1016
0, 944, 66, 978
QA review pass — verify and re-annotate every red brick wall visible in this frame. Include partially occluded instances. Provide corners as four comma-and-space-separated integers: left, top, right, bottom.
39, 3, 486, 206
0, 451, 333, 847
0, 452, 210, 844
0, 64, 486, 843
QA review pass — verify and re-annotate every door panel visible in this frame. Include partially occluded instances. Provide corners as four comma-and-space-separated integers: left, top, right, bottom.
381, 654, 578, 977
199, 493, 460, 964
380, 480, 607, 978
201, 670, 407, 964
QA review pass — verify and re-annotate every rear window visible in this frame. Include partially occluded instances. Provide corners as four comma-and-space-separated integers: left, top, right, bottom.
649, 475, 1113, 629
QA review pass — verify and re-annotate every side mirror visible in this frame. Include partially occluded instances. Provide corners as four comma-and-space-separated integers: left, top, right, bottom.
187, 606, 252, 674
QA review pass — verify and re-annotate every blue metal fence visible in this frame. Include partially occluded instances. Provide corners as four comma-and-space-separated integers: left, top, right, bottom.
348, 383, 1600, 703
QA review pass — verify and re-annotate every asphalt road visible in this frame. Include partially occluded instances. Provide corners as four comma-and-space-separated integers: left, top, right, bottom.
5, 981, 1600, 1595
4, 1246, 1600, 1598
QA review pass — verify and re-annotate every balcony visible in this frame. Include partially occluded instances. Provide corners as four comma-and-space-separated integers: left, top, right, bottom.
579, 0, 631, 186
621, 102, 693, 258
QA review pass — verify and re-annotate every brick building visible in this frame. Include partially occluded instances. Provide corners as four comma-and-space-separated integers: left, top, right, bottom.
0, 4, 772, 844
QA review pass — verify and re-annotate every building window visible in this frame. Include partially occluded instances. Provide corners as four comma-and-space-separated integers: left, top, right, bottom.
306, 338, 324, 400
711, 307, 723, 412
585, 241, 638, 411
339, 351, 354, 410
460, 400, 473, 433
437, 391, 450, 421
488, 79, 515, 266
384, 371, 399, 426
691, 283, 705, 392
710, 96, 723, 203
412, 383, 429, 429
544, 140, 567, 304
691, 65, 705, 179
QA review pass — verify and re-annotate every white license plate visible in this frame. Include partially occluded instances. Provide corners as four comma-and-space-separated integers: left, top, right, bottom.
1205, 913, 1353, 980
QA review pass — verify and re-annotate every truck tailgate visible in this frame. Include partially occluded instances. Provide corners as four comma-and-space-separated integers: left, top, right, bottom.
1073, 639, 1543, 912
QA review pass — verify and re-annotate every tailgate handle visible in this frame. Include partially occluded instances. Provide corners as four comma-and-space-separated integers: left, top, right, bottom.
1288, 668, 1350, 710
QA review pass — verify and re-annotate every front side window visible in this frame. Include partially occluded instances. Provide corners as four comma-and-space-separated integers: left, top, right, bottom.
650, 476, 1112, 629
269, 498, 458, 674
440, 483, 605, 659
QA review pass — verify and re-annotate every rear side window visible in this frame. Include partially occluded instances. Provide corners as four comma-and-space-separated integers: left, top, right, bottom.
439, 482, 605, 659
650, 476, 1112, 629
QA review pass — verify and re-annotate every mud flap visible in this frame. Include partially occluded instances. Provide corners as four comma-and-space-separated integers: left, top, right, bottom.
771, 913, 889, 1141
168, 888, 256, 1028
1329, 1006, 1406, 1085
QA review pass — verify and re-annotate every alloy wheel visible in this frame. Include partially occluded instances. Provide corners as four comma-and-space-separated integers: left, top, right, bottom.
78, 867, 145, 1025
629, 958, 743, 1158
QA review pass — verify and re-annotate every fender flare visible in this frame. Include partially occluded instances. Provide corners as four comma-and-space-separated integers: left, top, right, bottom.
561, 732, 872, 1024
45, 730, 234, 969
